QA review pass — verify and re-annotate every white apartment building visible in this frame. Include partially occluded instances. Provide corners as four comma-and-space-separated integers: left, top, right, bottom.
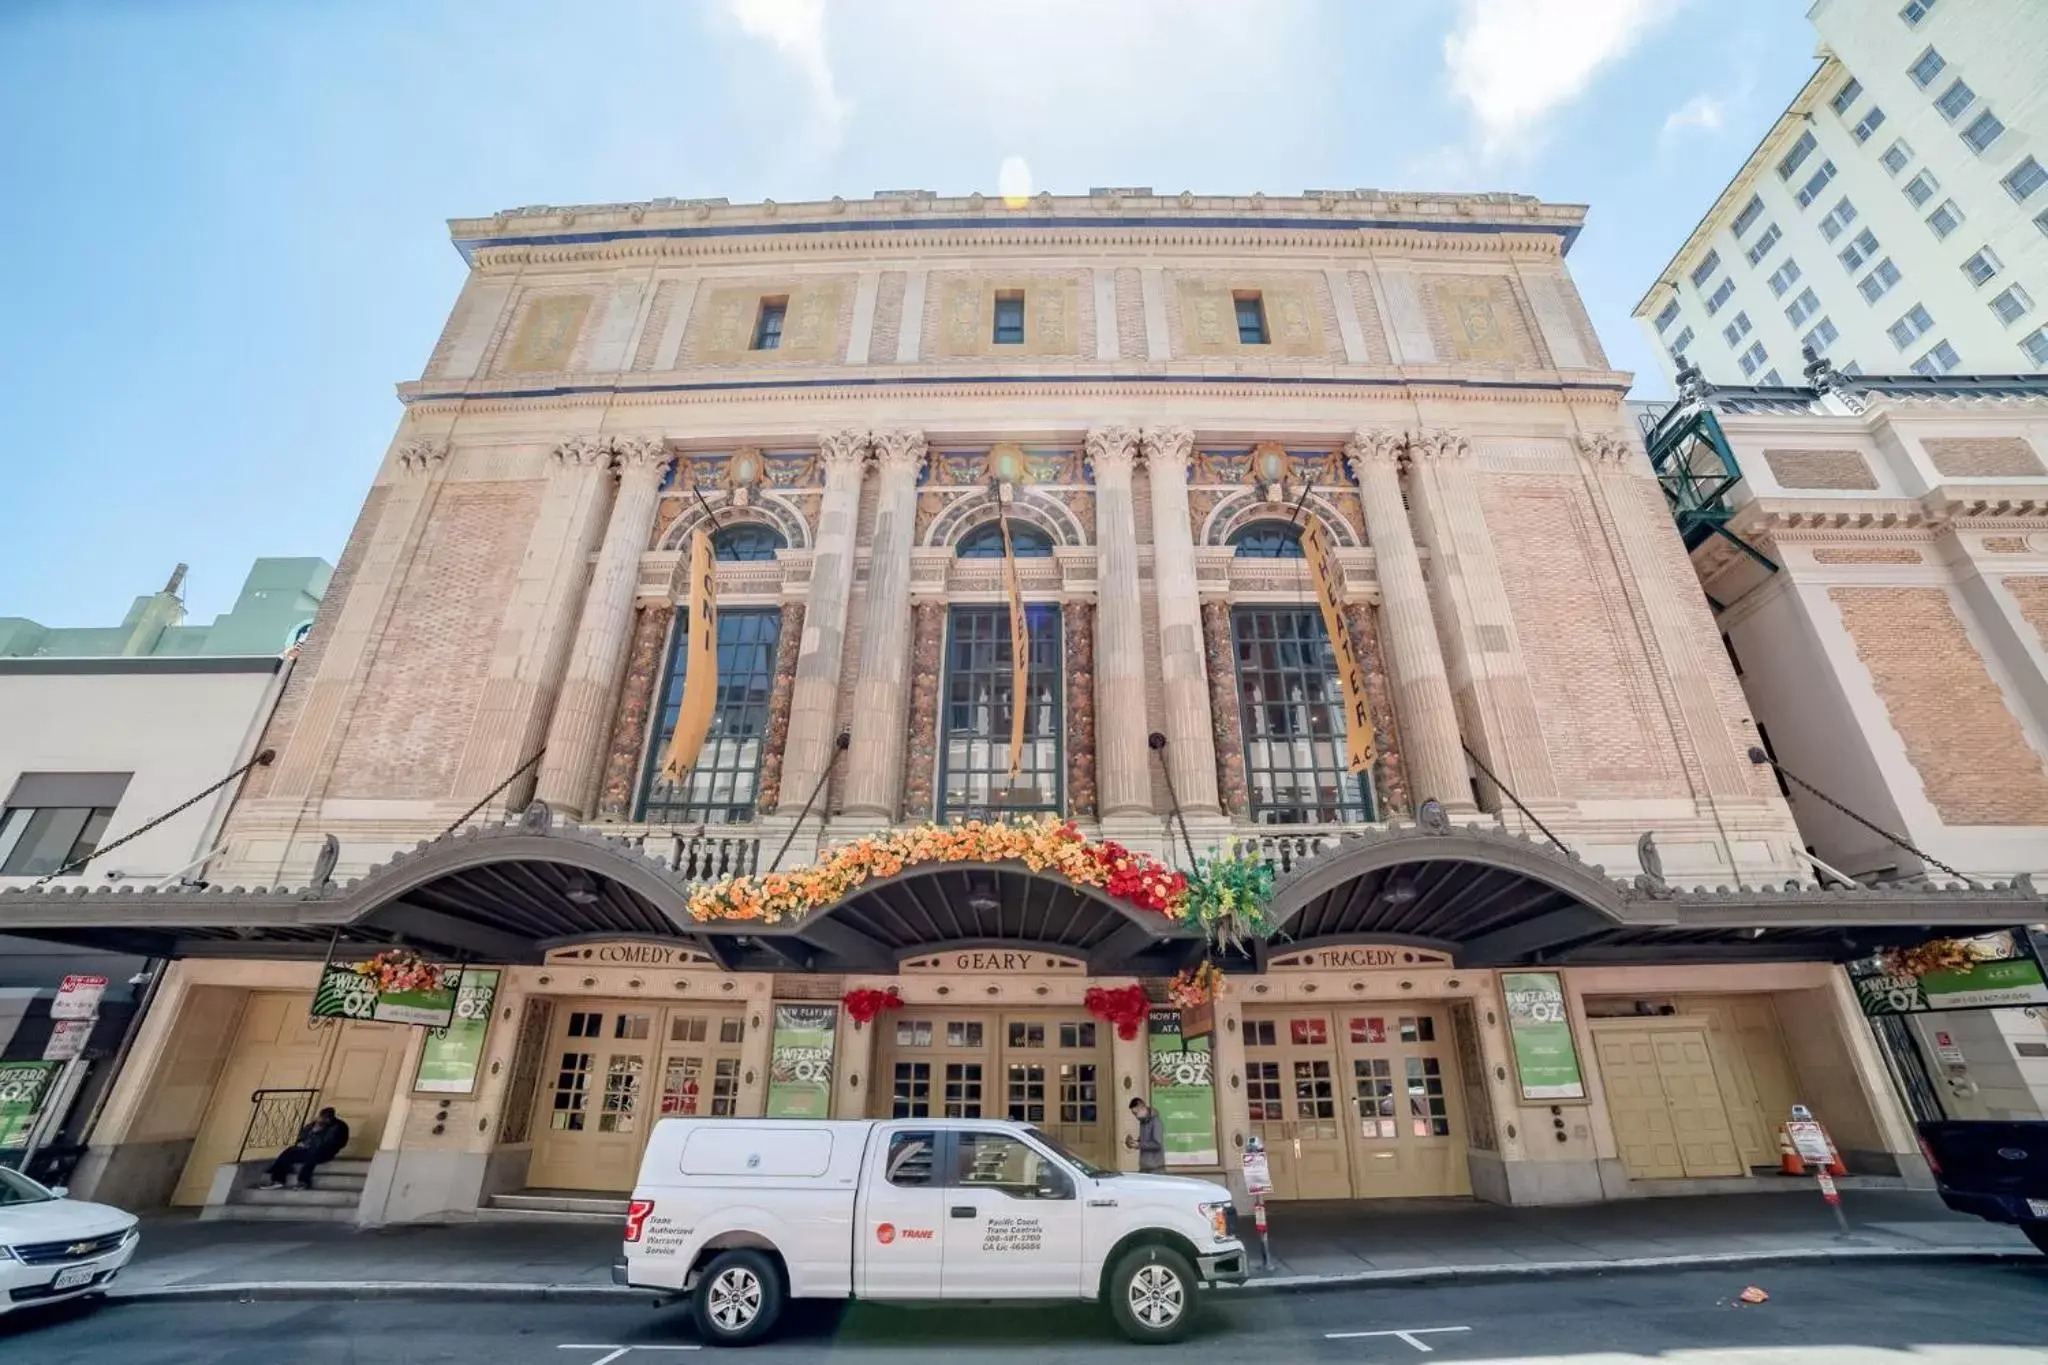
1634, 0, 2048, 388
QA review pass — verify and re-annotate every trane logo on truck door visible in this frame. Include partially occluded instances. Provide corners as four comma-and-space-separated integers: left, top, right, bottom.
875, 1223, 932, 1244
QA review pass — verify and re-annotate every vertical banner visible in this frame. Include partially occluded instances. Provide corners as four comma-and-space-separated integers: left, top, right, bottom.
998, 509, 1029, 781
765, 1004, 838, 1118
662, 527, 720, 782
414, 969, 501, 1094
1297, 513, 1375, 773
1146, 1008, 1219, 1166
1499, 971, 1587, 1101
0, 1062, 58, 1151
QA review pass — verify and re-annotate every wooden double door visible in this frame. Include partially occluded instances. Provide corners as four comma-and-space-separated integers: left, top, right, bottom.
1243, 1005, 1469, 1200
1590, 996, 1799, 1180
873, 1009, 1114, 1169
527, 999, 747, 1191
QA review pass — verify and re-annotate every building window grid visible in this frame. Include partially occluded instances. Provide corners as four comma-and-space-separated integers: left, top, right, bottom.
1819, 198, 1859, 241
1908, 47, 1946, 87
1926, 199, 1965, 239
1963, 247, 2003, 286
1913, 339, 1961, 376
1961, 110, 2004, 153
992, 292, 1025, 345
1722, 312, 1752, 348
1654, 300, 1682, 333
1732, 194, 1766, 238
638, 607, 782, 825
2022, 326, 2048, 365
1935, 79, 1975, 121
1839, 228, 1881, 272
937, 604, 1063, 823
1235, 293, 1269, 345
1739, 340, 1769, 377
0, 805, 116, 878
1852, 107, 1887, 144
1786, 288, 1822, 328
1796, 162, 1839, 209
1231, 606, 1375, 826
1903, 171, 1939, 208
1778, 130, 1818, 182
751, 300, 785, 351
711, 525, 785, 562
1888, 304, 1935, 350
1668, 325, 1695, 358
1830, 78, 1863, 117
1859, 259, 1902, 303
1901, 0, 1938, 25
1689, 251, 1723, 290
1803, 317, 1840, 354
1768, 259, 1803, 297
1881, 139, 1914, 176
1705, 278, 1736, 315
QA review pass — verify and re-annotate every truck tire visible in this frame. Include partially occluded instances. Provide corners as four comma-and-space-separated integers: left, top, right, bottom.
2025, 1223, 2048, 1255
692, 1249, 783, 1347
1108, 1244, 1199, 1345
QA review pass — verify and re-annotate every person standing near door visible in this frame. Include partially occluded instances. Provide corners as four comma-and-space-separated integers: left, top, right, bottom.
256, 1107, 351, 1190
1128, 1097, 1166, 1173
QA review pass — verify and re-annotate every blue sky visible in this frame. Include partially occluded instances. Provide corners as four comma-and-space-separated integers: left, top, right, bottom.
0, 0, 1820, 626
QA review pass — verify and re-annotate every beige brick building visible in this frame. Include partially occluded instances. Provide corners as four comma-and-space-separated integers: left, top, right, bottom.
9, 191, 2040, 1226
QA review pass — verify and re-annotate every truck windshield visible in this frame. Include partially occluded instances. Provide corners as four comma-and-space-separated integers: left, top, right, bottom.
1026, 1128, 1115, 1178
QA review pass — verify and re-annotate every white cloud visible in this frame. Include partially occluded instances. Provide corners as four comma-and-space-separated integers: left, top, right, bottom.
1660, 92, 1726, 143
722, 0, 847, 140
1443, 0, 1683, 158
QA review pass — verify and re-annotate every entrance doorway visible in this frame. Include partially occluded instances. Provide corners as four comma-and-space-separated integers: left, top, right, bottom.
1590, 1019, 1744, 1179
1243, 1004, 1470, 1200
527, 999, 746, 1191
172, 991, 410, 1206
873, 1009, 1113, 1168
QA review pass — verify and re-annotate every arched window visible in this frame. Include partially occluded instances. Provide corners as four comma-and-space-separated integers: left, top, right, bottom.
712, 524, 785, 562
1230, 519, 1306, 558
955, 521, 1054, 558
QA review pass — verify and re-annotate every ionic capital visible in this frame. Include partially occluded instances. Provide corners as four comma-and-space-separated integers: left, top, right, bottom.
817, 427, 873, 471
1139, 426, 1196, 477
871, 428, 929, 477
1084, 425, 1140, 480
1343, 428, 1406, 479
394, 437, 449, 477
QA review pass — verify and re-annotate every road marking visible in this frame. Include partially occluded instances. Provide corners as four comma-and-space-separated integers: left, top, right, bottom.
557, 1346, 700, 1364
1325, 1325, 1473, 1353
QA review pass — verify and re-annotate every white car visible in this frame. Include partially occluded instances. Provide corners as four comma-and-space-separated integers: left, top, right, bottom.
616, 1117, 1247, 1346
0, 1168, 139, 1314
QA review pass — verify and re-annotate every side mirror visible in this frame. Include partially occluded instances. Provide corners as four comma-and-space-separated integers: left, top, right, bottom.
48, 1186, 68, 1200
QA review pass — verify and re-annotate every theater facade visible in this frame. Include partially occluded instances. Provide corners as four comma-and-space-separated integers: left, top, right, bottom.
3, 189, 2038, 1224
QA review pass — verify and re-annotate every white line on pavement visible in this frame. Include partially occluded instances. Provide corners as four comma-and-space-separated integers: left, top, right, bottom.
1325, 1325, 1473, 1353
557, 1346, 701, 1364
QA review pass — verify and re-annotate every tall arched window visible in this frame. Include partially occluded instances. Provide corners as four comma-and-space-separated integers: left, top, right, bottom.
712, 525, 786, 562
1229, 520, 1305, 558
956, 521, 1054, 558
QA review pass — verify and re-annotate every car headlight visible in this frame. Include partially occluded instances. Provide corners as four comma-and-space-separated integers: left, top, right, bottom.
0, 1245, 16, 1263
1198, 1201, 1231, 1241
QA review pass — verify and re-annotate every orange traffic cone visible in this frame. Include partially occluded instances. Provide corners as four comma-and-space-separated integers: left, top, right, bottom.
1777, 1123, 1806, 1175
1822, 1124, 1848, 1178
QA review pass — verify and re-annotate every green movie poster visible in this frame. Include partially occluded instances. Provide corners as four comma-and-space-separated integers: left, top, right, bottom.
765, 1004, 837, 1118
1857, 957, 2048, 1015
414, 970, 501, 1094
1147, 1008, 1218, 1166
1500, 971, 1586, 1101
313, 961, 461, 1028
0, 1061, 59, 1151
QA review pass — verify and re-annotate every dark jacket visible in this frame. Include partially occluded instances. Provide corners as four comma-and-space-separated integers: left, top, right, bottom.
296, 1117, 350, 1162
1136, 1111, 1167, 1171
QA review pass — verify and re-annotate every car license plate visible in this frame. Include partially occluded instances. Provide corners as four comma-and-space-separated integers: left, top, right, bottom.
2027, 1199, 2048, 1218
52, 1265, 95, 1291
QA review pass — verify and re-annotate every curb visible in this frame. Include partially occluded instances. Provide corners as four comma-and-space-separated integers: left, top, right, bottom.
104, 1245, 2033, 1307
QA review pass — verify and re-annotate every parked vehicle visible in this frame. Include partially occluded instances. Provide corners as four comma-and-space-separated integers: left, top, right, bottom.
616, 1117, 1247, 1346
0, 1167, 140, 1314
1918, 1119, 2048, 1253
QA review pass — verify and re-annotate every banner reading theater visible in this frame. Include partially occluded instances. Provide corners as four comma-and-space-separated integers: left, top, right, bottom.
1298, 514, 1376, 772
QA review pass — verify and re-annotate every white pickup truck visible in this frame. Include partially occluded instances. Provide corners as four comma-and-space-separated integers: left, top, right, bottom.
615, 1117, 1247, 1346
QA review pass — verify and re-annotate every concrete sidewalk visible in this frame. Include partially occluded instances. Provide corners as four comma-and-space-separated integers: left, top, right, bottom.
107, 1188, 2035, 1304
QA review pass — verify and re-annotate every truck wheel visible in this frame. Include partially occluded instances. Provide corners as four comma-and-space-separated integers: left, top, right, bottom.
1109, 1245, 1198, 1345
2024, 1224, 2048, 1256
692, 1249, 783, 1347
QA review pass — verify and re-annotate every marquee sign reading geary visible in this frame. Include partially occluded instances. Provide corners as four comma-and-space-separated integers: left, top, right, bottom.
899, 950, 1086, 975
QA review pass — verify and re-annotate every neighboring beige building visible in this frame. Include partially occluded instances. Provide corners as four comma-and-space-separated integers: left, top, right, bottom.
6, 189, 2038, 1226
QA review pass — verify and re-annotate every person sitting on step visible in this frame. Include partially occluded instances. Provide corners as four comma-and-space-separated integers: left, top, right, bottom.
256, 1107, 351, 1191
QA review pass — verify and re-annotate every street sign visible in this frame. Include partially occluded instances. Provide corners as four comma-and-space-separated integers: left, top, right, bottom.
1816, 1170, 1840, 1204
41, 1019, 92, 1062
1242, 1146, 1273, 1196
50, 976, 108, 1021
1787, 1119, 1834, 1165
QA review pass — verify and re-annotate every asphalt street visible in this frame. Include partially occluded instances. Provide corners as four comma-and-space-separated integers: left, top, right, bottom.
1, 1260, 2045, 1363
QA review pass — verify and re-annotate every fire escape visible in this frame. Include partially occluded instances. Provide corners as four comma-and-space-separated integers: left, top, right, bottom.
1637, 364, 1778, 607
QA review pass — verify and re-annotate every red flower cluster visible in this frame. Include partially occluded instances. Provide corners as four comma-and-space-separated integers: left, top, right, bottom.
1075, 837, 1189, 915
1083, 984, 1151, 1041
842, 988, 905, 1025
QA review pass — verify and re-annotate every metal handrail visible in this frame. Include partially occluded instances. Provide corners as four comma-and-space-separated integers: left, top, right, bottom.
236, 1088, 320, 1163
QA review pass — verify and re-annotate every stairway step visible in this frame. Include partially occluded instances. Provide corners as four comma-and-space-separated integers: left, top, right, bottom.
235, 1186, 361, 1209
487, 1192, 629, 1218
308, 1173, 367, 1192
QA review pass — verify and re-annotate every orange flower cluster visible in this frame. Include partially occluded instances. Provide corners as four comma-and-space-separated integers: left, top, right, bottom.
352, 948, 445, 995
1168, 960, 1226, 1008
683, 816, 1194, 925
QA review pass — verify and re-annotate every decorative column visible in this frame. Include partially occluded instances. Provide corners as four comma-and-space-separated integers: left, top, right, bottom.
537, 436, 672, 818
840, 429, 928, 822
1140, 427, 1221, 816
754, 600, 807, 813
1086, 426, 1151, 820
1200, 599, 1249, 817
900, 600, 949, 823
778, 429, 871, 808
1063, 602, 1098, 818
596, 601, 678, 819
1345, 430, 1475, 812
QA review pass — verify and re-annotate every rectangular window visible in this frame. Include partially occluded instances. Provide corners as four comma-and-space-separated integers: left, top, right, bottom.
1830, 78, 1864, 116
884, 1132, 938, 1185
1732, 194, 1766, 237
0, 804, 117, 877
1745, 223, 1783, 265
1840, 227, 1881, 271
1705, 278, 1736, 315
1722, 312, 1752, 347
1912, 339, 1961, 375
1235, 292, 1268, 345
1232, 606, 1375, 825
1803, 317, 1840, 353
1881, 138, 1914, 175
1797, 161, 1839, 208
1786, 288, 1822, 327
1859, 259, 1902, 302
1909, 47, 1946, 87
1760, 368, 1784, 387
1819, 197, 1859, 241
939, 604, 1061, 822
1991, 284, 2034, 326
1888, 303, 1935, 349
1935, 79, 1975, 121
1689, 250, 1723, 289
1901, 0, 1937, 24
1903, 170, 1940, 207
1777, 129, 1818, 181
1963, 246, 2003, 286
639, 607, 782, 825
2004, 156, 2047, 203
1926, 199, 1965, 238
992, 291, 1025, 345
1961, 111, 2004, 152
1739, 340, 1769, 377
2023, 326, 2048, 366
1852, 107, 1887, 143
1654, 300, 1681, 333
751, 299, 785, 351
1668, 325, 1695, 357
1768, 259, 1803, 297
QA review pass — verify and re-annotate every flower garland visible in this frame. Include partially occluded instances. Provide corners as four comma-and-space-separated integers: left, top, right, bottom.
352, 948, 445, 995
1083, 984, 1151, 1041
1881, 937, 1993, 978
841, 988, 905, 1026
1167, 961, 1225, 1009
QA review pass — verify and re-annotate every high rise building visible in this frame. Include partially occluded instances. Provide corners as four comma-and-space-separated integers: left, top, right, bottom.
1633, 0, 2048, 387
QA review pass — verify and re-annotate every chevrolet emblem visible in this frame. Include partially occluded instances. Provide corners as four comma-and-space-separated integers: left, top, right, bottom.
66, 1241, 96, 1257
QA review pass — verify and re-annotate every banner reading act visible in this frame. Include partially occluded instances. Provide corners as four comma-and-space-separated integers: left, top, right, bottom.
662, 527, 720, 783
1298, 513, 1376, 773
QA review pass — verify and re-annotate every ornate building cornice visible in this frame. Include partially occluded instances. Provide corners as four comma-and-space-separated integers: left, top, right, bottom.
1572, 430, 1633, 466
1403, 429, 1471, 462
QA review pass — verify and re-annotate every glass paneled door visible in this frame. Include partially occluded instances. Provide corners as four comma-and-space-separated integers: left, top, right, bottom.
876, 1010, 1112, 1167
1341, 1007, 1470, 1197
1242, 1011, 1354, 1200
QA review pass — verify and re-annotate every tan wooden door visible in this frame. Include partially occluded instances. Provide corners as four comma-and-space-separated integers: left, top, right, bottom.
654, 1009, 748, 1120
320, 1020, 410, 1159
1594, 1024, 1744, 1180
1242, 1011, 1353, 1200
1655, 1030, 1744, 1177
527, 1003, 659, 1191
172, 992, 332, 1205
1675, 995, 1800, 1169
1339, 1007, 1470, 1198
